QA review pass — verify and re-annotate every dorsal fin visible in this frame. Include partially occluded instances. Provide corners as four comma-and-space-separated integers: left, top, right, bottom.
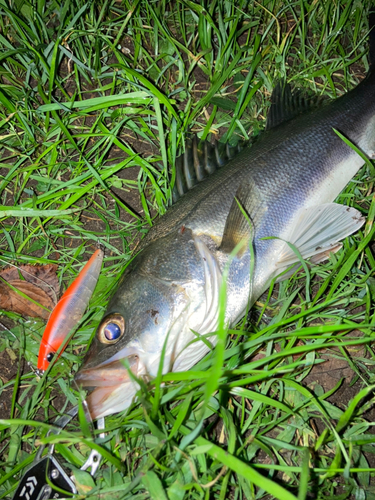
172, 136, 245, 203
266, 81, 320, 130
171, 82, 319, 202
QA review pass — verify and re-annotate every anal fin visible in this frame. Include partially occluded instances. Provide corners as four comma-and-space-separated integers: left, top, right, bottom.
276, 203, 364, 270
275, 243, 343, 283
309, 243, 343, 264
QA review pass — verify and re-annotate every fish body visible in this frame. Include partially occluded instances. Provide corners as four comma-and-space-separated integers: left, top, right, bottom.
38, 249, 103, 371
75, 23, 375, 419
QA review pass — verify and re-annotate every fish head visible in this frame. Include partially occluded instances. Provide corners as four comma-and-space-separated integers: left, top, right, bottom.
74, 228, 221, 419
74, 268, 190, 418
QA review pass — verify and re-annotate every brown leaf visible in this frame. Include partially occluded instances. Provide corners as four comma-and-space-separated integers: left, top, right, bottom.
0, 264, 60, 305
0, 279, 54, 319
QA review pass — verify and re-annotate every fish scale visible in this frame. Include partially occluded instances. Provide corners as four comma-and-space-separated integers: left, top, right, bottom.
75, 15, 375, 419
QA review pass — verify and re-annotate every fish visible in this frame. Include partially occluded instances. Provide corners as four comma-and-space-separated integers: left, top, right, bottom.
38, 249, 103, 372
75, 16, 375, 419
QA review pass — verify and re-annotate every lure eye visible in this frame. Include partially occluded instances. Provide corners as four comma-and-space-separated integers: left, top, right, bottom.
98, 313, 125, 344
46, 352, 54, 363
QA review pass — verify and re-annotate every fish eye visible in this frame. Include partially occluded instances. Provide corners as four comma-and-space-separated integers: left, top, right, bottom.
98, 313, 125, 344
104, 323, 121, 341
46, 352, 54, 363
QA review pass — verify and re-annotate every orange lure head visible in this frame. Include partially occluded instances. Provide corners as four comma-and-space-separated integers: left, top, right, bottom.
38, 333, 63, 372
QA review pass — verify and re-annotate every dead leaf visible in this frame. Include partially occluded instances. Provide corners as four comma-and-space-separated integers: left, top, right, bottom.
0, 279, 55, 319
0, 263, 60, 319
0, 264, 60, 304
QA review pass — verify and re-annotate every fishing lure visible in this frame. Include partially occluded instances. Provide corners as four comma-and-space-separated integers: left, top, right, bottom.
37, 248, 104, 372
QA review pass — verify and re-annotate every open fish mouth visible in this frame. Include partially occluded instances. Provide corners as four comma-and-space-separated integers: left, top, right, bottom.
74, 355, 139, 419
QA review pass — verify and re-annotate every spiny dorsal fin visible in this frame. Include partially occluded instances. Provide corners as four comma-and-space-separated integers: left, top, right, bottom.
266, 81, 320, 130
172, 136, 245, 203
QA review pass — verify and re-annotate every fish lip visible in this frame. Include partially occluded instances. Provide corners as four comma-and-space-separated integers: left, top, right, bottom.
74, 355, 139, 389
74, 355, 140, 419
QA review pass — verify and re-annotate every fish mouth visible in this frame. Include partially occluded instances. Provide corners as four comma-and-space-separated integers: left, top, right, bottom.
74, 355, 139, 419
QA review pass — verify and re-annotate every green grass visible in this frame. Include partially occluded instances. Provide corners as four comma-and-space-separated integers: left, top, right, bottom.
1, 0, 375, 498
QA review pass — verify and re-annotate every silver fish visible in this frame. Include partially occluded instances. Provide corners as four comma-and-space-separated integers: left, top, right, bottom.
75, 19, 375, 419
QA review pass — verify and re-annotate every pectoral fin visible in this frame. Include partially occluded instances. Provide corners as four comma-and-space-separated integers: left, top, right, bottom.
276, 203, 364, 269
220, 182, 264, 256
